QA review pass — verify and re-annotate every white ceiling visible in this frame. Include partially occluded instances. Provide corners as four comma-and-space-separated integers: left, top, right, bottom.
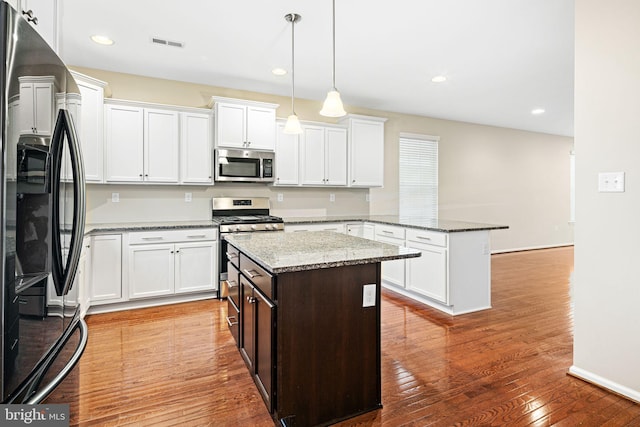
58, 0, 574, 137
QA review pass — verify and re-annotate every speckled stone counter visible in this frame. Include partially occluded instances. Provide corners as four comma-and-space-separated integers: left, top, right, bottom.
224, 230, 420, 274
85, 220, 217, 234
282, 215, 508, 232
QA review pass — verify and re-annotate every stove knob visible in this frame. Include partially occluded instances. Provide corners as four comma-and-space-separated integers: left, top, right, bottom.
265, 224, 272, 230
251, 225, 257, 230
234, 225, 241, 232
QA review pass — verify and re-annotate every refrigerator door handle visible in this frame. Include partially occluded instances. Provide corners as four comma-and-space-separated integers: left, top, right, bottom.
50, 109, 86, 296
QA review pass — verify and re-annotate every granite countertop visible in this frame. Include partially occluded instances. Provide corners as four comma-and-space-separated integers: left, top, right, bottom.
282, 215, 508, 233
85, 220, 218, 234
224, 231, 421, 274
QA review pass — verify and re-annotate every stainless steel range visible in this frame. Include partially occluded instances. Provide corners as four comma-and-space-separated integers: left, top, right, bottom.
212, 197, 284, 295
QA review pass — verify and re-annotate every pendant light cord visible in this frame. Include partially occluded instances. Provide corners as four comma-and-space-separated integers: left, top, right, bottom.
331, 0, 336, 90
291, 15, 296, 115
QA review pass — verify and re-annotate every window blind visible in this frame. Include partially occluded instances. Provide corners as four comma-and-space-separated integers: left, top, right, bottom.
399, 136, 438, 219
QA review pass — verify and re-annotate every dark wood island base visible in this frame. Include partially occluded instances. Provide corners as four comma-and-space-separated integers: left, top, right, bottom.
224, 231, 420, 426
275, 262, 382, 426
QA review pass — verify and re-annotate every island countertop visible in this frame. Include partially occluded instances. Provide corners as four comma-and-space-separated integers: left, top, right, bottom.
224, 230, 420, 274
282, 215, 508, 233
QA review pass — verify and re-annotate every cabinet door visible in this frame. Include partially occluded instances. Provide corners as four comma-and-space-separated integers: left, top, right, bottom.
144, 108, 179, 183
350, 119, 384, 187
18, 82, 53, 135
346, 224, 363, 237
90, 234, 123, 303
274, 122, 299, 185
240, 277, 256, 372
76, 79, 104, 182
254, 289, 275, 412
301, 125, 325, 185
406, 243, 448, 304
174, 241, 216, 293
216, 103, 246, 148
246, 106, 276, 150
375, 235, 406, 287
128, 244, 175, 299
325, 127, 348, 186
105, 104, 144, 182
180, 112, 213, 184
19, 0, 58, 51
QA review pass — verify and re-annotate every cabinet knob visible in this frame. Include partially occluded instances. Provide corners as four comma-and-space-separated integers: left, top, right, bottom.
352, 179, 356, 183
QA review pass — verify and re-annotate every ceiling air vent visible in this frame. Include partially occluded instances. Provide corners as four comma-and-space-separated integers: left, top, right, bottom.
151, 37, 184, 48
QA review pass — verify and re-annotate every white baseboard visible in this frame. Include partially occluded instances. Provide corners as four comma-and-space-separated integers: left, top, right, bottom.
87, 292, 218, 315
491, 242, 574, 254
569, 365, 640, 404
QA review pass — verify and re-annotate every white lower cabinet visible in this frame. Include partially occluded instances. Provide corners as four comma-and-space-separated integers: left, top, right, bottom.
347, 223, 375, 240
405, 230, 448, 304
128, 229, 217, 300
374, 225, 406, 288
90, 234, 123, 304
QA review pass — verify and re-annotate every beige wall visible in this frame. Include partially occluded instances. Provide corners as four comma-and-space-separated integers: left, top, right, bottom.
572, 0, 640, 401
73, 66, 573, 251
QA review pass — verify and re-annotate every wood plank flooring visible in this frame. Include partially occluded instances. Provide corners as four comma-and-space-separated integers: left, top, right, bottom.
46, 246, 640, 426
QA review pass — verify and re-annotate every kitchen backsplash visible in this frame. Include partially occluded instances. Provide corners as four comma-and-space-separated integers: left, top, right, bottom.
85, 183, 370, 224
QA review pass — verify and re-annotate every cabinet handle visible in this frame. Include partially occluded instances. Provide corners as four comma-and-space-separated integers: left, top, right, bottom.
142, 237, 163, 241
416, 236, 432, 241
246, 296, 257, 304
19, 298, 28, 305
10, 338, 18, 351
227, 280, 237, 288
226, 252, 238, 259
187, 234, 206, 238
22, 10, 38, 25
12, 295, 19, 304
226, 316, 238, 327
382, 230, 394, 234
243, 269, 261, 279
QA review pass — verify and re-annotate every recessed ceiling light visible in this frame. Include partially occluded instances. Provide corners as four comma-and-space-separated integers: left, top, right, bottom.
531, 108, 546, 115
90, 35, 114, 46
431, 75, 447, 83
272, 67, 287, 76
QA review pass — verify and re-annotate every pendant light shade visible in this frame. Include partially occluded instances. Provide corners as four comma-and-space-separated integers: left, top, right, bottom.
284, 13, 303, 134
320, 0, 347, 117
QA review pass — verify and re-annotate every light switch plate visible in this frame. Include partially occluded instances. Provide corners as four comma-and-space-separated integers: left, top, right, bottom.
111, 193, 119, 203
185, 192, 192, 202
362, 284, 376, 307
329, 193, 335, 202
598, 172, 625, 192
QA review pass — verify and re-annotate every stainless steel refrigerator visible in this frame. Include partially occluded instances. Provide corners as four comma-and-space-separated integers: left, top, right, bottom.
1, 1, 87, 403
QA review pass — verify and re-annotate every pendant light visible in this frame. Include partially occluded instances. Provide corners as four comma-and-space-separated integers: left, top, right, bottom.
284, 13, 303, 134
320, 0, 347, 117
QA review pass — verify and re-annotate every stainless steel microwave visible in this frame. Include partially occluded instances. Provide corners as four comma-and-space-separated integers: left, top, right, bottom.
214, 148, 275, 182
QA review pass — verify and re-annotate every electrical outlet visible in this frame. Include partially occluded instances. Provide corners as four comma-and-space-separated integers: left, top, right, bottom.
111, 193, 119, 203
598, 172, 625, 192
365, 193, 370, 202
185, 192, 192, 202
329, 193, 335, 202
362, 284, 376, 307
277, 193, 284, 202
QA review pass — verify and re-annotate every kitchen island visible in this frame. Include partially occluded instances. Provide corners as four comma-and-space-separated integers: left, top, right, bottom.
223, 231, 420, 427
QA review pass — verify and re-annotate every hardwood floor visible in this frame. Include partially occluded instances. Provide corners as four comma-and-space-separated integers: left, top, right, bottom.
46, 246, 640, 426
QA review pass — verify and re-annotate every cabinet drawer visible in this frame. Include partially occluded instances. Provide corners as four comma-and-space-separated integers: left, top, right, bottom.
226, 244, 240, 268
129, 228, 217, 244
227, 297, 240, 348
406, 229, 447, 247
374, 224, 406, 240
240, 254, 273, 300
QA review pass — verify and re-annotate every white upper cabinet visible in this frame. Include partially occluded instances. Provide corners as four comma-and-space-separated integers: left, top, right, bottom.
300, 124, 347, 186
210, 97, 278, 150
18, 0, 59, 51
144, 108, 180, 183
69, 71, 106, 183
340, 114, 387, 187
105, 102, 145, 182
18, 76, 54, 136
274, 121, 300, 186
180, 111, 213, 184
